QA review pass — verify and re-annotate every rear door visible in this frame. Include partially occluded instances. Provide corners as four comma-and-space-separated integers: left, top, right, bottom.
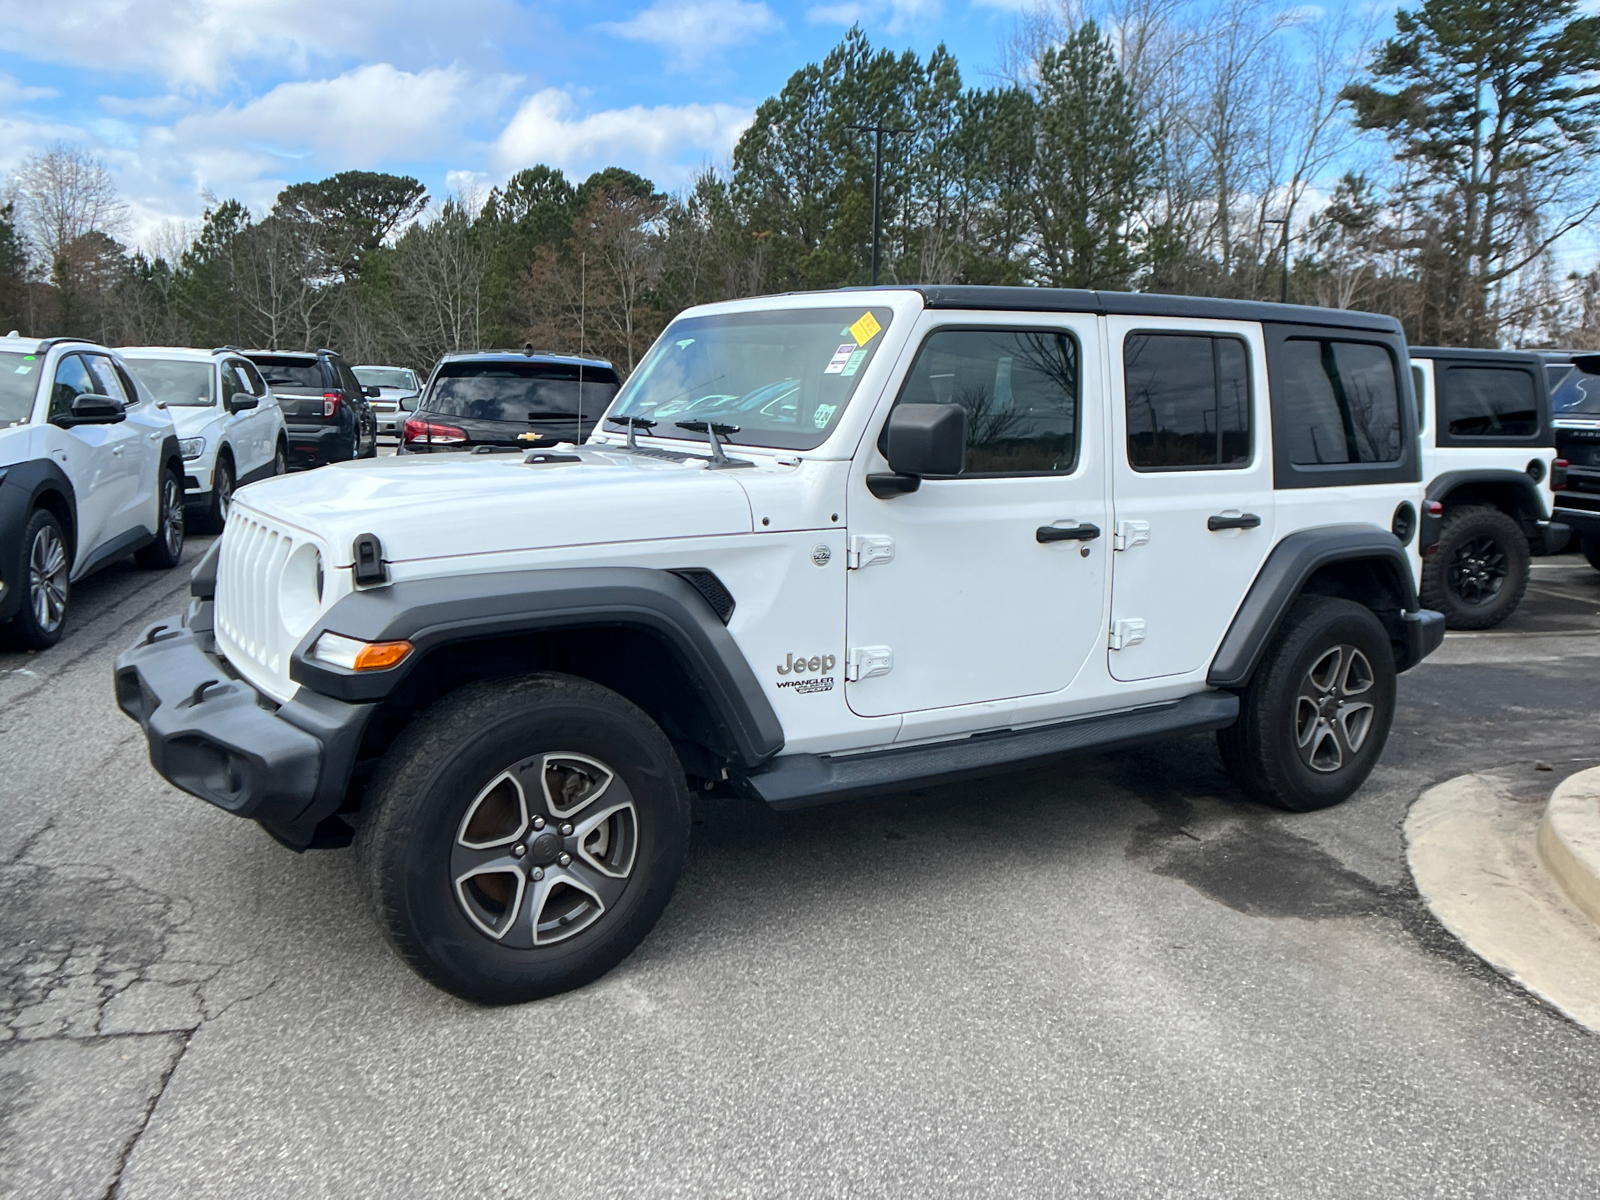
1106, 318, 1275, 681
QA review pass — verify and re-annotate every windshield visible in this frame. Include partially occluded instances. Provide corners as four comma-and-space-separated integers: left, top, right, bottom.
355, 367, 414, 390
425, 362, 619, 422
0, 351, 40, 427
250, 356, 323, 391
606, 306, 895, 450
125, 358, 214, 407
1552, 364, 1600, 416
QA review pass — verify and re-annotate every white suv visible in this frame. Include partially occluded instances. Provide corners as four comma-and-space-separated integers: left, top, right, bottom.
120, 348, 288, 532
118, 287, 1444, 1004
1, 334, 185, 647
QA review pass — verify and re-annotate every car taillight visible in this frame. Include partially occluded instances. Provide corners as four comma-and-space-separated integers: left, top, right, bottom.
1424, 500, 1443, 517
323, 391, 342, 418
403, 418, 466, 445
1553, 459, 1568, 491
1420, 500, 1443, 557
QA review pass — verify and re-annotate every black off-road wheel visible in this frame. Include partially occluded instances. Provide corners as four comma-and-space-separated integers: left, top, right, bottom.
1217, 596, 1396, 812
1419, 504, 1530, 630
9, 508, 70, 649
355, 673, 692, 1005
134, 468, 185, 569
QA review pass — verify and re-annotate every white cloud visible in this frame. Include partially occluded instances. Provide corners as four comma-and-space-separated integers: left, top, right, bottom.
494, 89, 753, 186
599, 0, 784, 69
6, 0, 527, 91
969, 0, 1048, 11
805, 0, 941, 31
807, 3, 868, 23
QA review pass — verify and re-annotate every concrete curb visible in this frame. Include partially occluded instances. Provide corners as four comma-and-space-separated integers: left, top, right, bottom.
1405, 772, 1600, 1032
1539, 767, 1600, 928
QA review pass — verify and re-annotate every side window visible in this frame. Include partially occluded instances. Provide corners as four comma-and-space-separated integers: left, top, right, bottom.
893, 328, 1080, 475
1441, 367, 1538, 438
83, 355, 130, 405
337, 361, 362, 396
1277, 339, 1401, 465
1124, 332, 1251, 469
1411, 365, 1427, 430
50, 354, 96, 421
236, 360, 267, 396
219, 361, 244, 407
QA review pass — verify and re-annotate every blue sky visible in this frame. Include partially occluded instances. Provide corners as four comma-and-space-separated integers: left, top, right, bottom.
0, 1, 1038, 248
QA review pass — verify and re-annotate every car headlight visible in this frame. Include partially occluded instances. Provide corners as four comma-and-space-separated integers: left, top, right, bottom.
310, 631, 413, 672
179, 437, 206, 460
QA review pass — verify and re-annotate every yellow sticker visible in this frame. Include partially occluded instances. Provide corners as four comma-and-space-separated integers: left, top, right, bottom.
849, 311, 882, 346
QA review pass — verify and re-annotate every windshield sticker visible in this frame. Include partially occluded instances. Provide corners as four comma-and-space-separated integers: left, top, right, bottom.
814, 403, 837, 428
839, 348, 868, 377
849, 312, 882, 346
824, 343, 855, 374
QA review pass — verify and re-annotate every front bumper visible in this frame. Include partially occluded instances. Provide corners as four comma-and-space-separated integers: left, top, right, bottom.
115, 609, 376, 849
1401, 608, 1447, 670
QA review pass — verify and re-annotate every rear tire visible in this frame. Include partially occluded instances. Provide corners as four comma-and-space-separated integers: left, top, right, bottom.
9, 509, 70, 649
355, 673, 691, 1005
1218, 596, 1396, 812
134, 468, 185, 569
1419, 504, 1530, 630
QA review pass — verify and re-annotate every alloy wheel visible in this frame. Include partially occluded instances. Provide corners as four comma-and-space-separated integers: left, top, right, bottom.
162, 475, 185, 555
1294, 644, 1376, 773
216, 464, 233, 524
1447, 535, 1507, 607
450, 752, 638, 947
28, 523, 68, 633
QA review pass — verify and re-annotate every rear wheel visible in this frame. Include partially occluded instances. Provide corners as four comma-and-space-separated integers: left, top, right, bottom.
135, 469, 185, 569
1218, 596, 1396, 812
356, 673, 691, 1004
1419, 504, 1530, 629
9, 509, 70, 649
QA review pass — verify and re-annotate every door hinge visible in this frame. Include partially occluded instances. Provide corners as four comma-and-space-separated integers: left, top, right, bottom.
846, 535, 895, 570
1112, 521, 1150, 552
845, 645, 893, 681
1109, 619, 1146, 651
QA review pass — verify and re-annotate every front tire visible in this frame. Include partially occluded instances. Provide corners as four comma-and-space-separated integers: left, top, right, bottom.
1218, 596, 1397, 812
356, 673, 691, 1005
10, 509, 70, 649
200, 455, 233, 534
134, 469, 185, 569
1419, 504, 1530, 629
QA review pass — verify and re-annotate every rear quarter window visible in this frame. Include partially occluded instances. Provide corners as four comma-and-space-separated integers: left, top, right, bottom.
1440, 366, 1539, 438
249, 357, 324, 391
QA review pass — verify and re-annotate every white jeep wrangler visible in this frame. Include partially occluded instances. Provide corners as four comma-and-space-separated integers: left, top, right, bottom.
117, 287, 1444, 1004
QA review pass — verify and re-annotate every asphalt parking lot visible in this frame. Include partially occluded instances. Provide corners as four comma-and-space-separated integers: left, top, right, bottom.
3, 542, 1600, 1198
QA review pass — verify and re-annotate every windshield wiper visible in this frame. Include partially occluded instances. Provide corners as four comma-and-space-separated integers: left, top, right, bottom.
607, 415, 657, 450
674, 421, 753, 470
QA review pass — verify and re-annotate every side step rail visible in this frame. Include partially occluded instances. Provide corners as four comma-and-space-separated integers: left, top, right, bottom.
742, 691, 1240, 811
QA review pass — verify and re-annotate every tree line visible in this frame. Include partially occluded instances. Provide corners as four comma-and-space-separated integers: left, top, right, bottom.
2, 0, 1597, 376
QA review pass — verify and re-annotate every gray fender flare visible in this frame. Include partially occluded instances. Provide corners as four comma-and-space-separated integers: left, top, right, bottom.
1426, 468, 1550, 522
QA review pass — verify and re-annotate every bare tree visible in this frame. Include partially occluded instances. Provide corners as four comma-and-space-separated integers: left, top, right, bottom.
10, 143, 127, 269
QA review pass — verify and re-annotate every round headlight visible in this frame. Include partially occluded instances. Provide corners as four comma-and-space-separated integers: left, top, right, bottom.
280, 543, 325, 638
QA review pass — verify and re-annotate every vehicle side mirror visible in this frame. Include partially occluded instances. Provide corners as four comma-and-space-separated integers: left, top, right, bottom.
400, 395, 420, 412
54, 393, 126, 427
227, 394, 259, 413
364, 386, 381, 398
869, 404, 966, 498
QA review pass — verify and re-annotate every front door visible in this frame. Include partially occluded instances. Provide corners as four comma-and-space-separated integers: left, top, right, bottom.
1106, 317, 1275, 682
45, 353, 140, 568
845, 313, 1108, 718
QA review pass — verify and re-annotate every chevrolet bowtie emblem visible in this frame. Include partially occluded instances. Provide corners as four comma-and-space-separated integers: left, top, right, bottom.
518, 431, 544, 442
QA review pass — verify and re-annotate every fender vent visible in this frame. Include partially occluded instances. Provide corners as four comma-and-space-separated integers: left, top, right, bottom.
671, 569, 736, 624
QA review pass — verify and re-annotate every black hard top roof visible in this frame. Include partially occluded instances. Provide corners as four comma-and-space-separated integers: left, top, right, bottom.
827, 285, 1404, 334
1408, 345, 1545, 363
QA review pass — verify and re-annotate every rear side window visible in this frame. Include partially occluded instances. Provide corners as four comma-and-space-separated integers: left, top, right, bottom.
1123, 333, 1251, 469
893, 328, 1080, 475
1277, 339, 1401, 465
250, 356, 324, 391
426, 362, 622, 422
1441, 367, 1538, 438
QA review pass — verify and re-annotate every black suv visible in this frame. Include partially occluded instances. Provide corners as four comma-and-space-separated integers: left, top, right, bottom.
1545, 352, 1600, 567
401, 350, 620, 454
245, 349, 377, 468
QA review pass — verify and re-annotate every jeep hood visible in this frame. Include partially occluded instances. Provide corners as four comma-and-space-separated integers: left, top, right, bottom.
233, 447, 756, 564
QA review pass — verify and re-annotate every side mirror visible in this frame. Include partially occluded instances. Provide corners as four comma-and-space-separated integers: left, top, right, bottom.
867, 403, 965, 497
227, 394, 259, 413
400, 395, 421, 412
54, 393, 126, 427
363, 386, 381, 398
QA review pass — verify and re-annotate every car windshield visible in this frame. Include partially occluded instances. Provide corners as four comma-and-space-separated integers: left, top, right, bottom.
1552, 363, 1600, 416
125, 358, 214, 407
0, 351, 40, 427
605, 306, 895, 451
356, 367, 413, 390
425, 362, 619, 422
250, 356, 323, 391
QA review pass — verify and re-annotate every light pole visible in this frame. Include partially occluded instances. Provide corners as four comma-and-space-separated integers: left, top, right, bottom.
1264, 217, 1291, 304
846, 121, 908, 286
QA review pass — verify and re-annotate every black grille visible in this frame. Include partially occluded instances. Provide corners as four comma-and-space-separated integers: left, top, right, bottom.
670, 569, 736, 624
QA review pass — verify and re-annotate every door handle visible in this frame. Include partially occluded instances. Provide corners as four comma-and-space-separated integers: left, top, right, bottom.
1207, 513, 1261, 531
112, 445, 125, 456
1037, 524, 1101, 543
148, 431, 163, 440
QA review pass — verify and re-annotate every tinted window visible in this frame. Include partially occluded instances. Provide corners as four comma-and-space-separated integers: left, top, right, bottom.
126, 358, 214, 407
235, 359, 267, 396
1278, 339, 1402, 465
894, 328, 1079, 475
0, 351, 41, 427
1441, 367, 1538, 437
427, 362, 622, 422
220, 360, 246, 407
1411, 365, 1427, 428
1124, 333, 1251, 469
50, 354, 96, 421
1552, 366, 1600, 416
84, 355, 130, 405
608, 307, 893, 451
249, 356, 324, 391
